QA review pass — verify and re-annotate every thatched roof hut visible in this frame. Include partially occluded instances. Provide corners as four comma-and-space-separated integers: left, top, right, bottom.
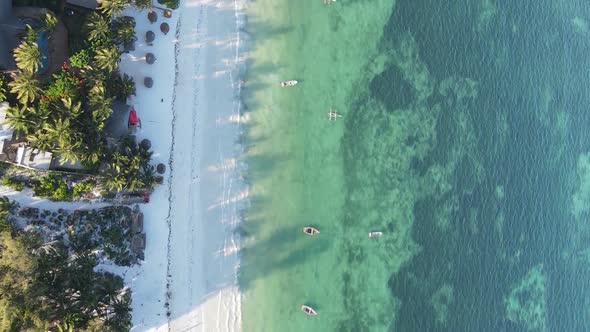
140, 138, 151, 150
146, 53, 156, 64
148, 11, 157, 23
144, 77, 153, 88
160, 22, 170, 35
146, 30, 155, 42
157, 163, 166, 174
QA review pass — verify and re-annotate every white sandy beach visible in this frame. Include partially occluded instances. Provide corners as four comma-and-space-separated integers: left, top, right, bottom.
119, 0, 247, 331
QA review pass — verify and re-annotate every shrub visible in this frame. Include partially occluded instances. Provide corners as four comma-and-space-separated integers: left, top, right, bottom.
110, 16, 136, 46
0, 73, 7, 101
133, 0, 152, 9
69, 49, 91, 68
107, 73, 135, 101
40, 13, 57, 32
44, 70, 83, 100
2, 177, 25, 191
32, 174, 72, 201
21, 24, 37, 43
73, 181, 93, 197
157, 0, 179, 9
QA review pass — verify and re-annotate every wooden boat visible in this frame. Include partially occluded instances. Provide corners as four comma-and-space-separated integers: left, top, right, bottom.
301, 305, 317, 316
369, 231, 383, 237
303, 227, 320, 236
280, 80, 298, 87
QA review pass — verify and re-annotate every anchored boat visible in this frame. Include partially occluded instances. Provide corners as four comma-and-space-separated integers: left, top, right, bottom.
303, 227, 320, 236
301, 305, 317, 316
369, 231, 383, 237
280, 80, 298, 87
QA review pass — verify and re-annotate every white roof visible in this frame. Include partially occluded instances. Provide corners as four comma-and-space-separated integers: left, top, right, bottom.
0, 102, 13, 153
16, 146, 52, 170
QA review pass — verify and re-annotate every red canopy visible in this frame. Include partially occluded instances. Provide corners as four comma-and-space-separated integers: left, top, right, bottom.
128, 107, 140, 126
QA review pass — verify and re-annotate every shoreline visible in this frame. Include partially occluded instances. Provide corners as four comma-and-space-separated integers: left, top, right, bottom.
117, 4, 180, 331
120, 0, 248, 331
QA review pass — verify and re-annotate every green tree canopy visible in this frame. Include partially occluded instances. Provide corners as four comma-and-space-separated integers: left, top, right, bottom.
97, 0, 128, 18
85, 12, 111, 43
13, 41, 42, 74
94, 46, 121, 73
40, 13, 58, 32
8, 72, 41, 104
5, 104, 36, 136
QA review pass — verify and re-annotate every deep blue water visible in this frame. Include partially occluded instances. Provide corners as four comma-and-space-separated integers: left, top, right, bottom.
362, 1, 590, 330
36, 31, 49, 73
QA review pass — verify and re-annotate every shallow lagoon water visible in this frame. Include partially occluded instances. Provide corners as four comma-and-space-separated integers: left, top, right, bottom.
240, 1, 590, 331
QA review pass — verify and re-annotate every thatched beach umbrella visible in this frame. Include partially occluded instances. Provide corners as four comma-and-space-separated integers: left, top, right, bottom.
144, 77, 153, 88
146, 53, 156, 64
164, 9, 172, 18
160, 22, 170, 35
140, 139, 151, 150
148, 11, 157, 23
155, 176, 164, 185
146, 30, 155, 43
157, 163, 166, 174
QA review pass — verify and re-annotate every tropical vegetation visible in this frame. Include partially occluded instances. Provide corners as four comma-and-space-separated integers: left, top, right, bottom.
0, 2, 164, 331
2, 6, 157, 195
0, 199, 132, 331
13, 41, 42, 74
134, 0, 153, 9
97, 0, 128, 18
157, 0, 180, 9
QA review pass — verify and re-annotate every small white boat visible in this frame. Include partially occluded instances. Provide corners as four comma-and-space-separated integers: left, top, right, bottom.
303, 227, 320, 236
369, 231, 383, 237
301, 305, 317, 316
280, 80, 298, 87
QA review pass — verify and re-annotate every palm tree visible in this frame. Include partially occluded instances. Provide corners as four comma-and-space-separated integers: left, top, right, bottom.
46, 118, 73, 148
79, 136, 104, 165
90, 99, 113, 128
29, 104, 51, 131
102, 170, 125, 192
8, 72, 41, 104
5, 104, 35, 136
55, 145, 80, 164
119, 73, 136, 99
21, 24, 37, 43
133, 0, 153, 9
40, 13, 57, 33
0, 73, 7, 101
94, 46, 120, 72
97, 0, 128, 18
13, 41, 42, 74
27, 133, 53, 151
111, 16, 136, 46
105, 294, 132, 331
0, 196, 16, 232
54, 98, 83, 121
56, 322, 74, 332
85, 12, 110, 42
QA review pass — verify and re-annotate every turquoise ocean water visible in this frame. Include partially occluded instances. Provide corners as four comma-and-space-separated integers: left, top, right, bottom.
240, 1, 590, 331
